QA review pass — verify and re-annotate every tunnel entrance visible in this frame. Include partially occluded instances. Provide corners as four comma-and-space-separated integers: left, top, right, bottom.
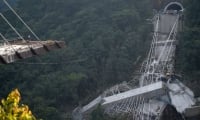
164, 2, 183, 12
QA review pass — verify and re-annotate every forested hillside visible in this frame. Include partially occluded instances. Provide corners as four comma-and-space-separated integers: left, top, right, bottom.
0, 0, 16, 11
0, 0, 199, 120
176, 0, 200, 96
0, 0, 152, 119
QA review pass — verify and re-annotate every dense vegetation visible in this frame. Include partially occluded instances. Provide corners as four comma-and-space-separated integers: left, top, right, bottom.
176, 0, 200, 96
0, 0, 199, 119
0, 0, 152, 119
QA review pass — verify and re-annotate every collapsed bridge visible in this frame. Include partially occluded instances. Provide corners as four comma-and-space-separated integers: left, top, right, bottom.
0, 0, 65, 64
73, 1, 200, 120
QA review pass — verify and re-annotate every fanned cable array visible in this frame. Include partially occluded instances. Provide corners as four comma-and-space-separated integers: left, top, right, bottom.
0, 0, 65, 64
73, 1, 200, 120
140, 13, 179, 86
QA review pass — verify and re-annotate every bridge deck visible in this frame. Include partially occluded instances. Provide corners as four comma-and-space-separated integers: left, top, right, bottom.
102, 81, 167, 106
0, 40, 65, 64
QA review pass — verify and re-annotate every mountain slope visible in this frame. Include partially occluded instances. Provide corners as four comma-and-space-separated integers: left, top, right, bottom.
0, 0, 153, 119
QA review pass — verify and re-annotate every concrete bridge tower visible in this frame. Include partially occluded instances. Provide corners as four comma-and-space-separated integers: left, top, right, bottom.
153, 0, 184, 11
73, 1, 200, 120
